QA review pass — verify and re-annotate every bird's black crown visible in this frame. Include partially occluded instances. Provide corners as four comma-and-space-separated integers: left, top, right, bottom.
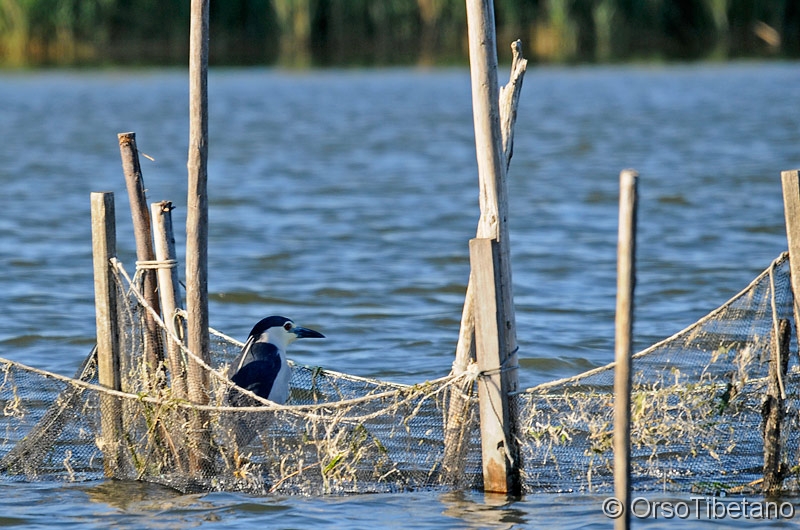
248, 316, 293, 338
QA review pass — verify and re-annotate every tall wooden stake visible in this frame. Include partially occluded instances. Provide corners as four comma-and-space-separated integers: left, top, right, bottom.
118, 132, 163, 374
90, 192, 123, 476
464, 0, 520, 495
444, 41, 526, 485
186, 0, 212, 474
614, 169, 638, 530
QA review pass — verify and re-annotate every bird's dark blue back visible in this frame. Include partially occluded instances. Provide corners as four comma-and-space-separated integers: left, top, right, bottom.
229, 342, 281, 402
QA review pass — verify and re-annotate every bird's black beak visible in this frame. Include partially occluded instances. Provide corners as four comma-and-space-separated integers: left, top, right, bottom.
293, 326, 325, 339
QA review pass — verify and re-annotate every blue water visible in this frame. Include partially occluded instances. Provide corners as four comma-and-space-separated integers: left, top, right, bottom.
0, 62, 799, 527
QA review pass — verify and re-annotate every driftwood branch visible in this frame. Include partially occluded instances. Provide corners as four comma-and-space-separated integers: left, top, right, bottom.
499, 40, 527, 170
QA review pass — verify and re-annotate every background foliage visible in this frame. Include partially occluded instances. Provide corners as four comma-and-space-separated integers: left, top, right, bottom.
0, 0, 798, 66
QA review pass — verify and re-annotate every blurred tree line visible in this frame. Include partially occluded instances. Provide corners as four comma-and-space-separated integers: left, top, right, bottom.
0, 0, 797, 67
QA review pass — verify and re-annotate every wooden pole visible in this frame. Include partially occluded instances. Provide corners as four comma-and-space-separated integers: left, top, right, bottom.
770, 168, 800, 494
470, 237, 521, 494
463, 0, 520, 495
465, 0, 511, 245
444, 41, 526, 485
90, 191, 123, 477
763, 319, 790, 494
186, 0, 210, 404
118, 132, 164, 375
186, 0, 212, 474
613, 169, 638, 530
151, 201, 188, 400
780, 170, 800, 331
151, 201, 191, 474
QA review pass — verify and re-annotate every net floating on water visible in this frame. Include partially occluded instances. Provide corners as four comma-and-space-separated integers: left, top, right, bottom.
0, 254, 798, 495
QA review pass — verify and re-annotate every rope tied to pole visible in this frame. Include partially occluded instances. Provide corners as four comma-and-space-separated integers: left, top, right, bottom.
135, 259, 179, 270
468, 346, 520, 380
459, 346, 521, 470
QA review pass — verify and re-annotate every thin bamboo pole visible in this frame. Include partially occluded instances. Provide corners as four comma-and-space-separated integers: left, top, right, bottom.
90, 191, 123, 477
151, 201, 188, 400
463, 0, 521, 494
186, 0, 212, 475
118, 132, 163, 375
613, 169, 638, 530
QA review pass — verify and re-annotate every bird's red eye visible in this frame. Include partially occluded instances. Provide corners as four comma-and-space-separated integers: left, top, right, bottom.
284, 322, 292, 331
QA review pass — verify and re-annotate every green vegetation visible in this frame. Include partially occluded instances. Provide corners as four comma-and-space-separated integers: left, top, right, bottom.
1, 0, 798, 67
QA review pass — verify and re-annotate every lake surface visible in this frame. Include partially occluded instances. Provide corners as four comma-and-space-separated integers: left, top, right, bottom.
0, 62, 799, 527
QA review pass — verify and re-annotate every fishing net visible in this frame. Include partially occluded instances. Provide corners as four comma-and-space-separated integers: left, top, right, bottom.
0, 258, 483, 494
0, 253, 798, 496
519, 252, 799, 494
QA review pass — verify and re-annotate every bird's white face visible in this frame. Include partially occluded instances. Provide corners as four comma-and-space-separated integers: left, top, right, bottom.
256, 320, 298, 351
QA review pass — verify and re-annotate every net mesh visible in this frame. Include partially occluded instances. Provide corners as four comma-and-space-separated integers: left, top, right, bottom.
519, 252, 799, 494
0, 253, 797, 495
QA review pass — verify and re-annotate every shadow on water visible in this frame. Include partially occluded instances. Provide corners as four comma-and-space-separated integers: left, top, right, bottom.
440, 490, 529, 528
81, 480, 193, 511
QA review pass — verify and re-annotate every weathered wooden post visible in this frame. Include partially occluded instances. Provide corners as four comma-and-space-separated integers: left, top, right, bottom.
90, 191, 124, 477
780, 170, 800, 331
463, 0, 521, 495
614, 169, 638, 530
770, 168, 800, 494
151, 201, 188, 400
118, 132, 164, 377
185, 0, 213, 475
444, 40, 526, 484
763, 319, 790, 494
151, 200, 191, 474
470, 238, 520, 494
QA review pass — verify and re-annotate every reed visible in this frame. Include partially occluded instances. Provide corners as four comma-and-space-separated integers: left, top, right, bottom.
1, 0, 797, 67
